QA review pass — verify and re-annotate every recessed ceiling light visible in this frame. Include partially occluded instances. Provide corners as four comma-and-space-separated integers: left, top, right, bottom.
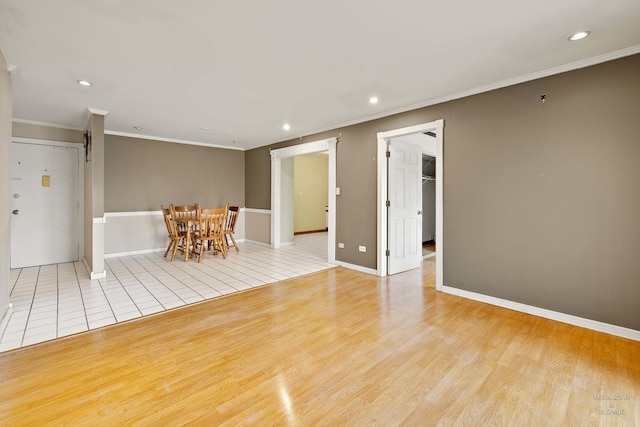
369, 96, 379, 104
133, 126, 143, 130
568, 31, 590, 41
233, 140, 239, 144
282, 123, 291, 131
76, 80, 92, 87
200, 127, 210, 131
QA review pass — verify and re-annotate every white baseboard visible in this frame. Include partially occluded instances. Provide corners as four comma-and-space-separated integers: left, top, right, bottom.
333, 260, 378, 276
90, 271, 106, 280
83, 258, 107, 280
105, 248, 166, 258
243, 239, 272, 248
243, 208, 271, 214
441, 285, 640, 342
423, 252, 436, 260
105, 239, 248, 258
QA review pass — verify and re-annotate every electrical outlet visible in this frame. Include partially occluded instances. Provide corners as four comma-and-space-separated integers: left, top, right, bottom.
359, 246, 366, 253
336, 187, 341, 195
338, 243, 344, 249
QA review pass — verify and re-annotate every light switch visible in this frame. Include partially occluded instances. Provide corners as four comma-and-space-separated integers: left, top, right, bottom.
336, 187, 340, 195
42, 175, 50, 187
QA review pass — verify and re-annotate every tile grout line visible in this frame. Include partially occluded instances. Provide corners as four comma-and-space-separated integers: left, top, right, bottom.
21, 266, 41, 347
119, 255, 188, 306
1, 268, 23, 343
101, 260, 143, 318
9, 267, 22, 296
133, 255, 214, 304
101, 261, 143, 320
72, 262, 90, 334
84, 268, 117, 327
105, 257, 164, 313
144, 252, 240, 293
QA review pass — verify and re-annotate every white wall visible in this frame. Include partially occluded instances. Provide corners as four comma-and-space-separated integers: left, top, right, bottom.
0, 50, 13, 329
280, 157, 295, 245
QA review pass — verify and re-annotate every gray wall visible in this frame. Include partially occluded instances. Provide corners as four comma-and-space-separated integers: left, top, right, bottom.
0, 50, 12, 322
245, 54, 640, 330
12, 122, 83, 144
104, 135, 245, 211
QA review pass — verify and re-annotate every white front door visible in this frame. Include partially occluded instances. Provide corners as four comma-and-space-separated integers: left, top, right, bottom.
10, 142, 80, 268
387, 139, 422, 275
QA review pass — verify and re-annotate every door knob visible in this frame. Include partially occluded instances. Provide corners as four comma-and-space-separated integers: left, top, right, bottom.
12, 210, 19, 215
417, 210, 423, 215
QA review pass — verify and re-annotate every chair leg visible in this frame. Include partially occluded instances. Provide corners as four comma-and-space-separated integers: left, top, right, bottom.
171, 237, 181, 261
197, 239, 205, 263
230, 234, 239, 252
224, 233, 239, 252
164, 240, 173, 258
218, 238, 227, 259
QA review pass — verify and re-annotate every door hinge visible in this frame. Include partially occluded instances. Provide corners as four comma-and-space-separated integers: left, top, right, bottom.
385, 249, 390, 257
386, 151, 391, 158
386, 200, 390, 207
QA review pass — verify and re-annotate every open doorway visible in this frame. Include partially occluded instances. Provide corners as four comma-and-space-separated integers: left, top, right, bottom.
422, 154, 436, 260
270, 138, 337, 264
293, 153, 329, 236
377, 120, 443, 289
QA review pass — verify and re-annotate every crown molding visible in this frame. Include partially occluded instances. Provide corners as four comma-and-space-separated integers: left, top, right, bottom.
81, 107, 110, 130
12, 118, 83, 131
255, 44, 640, 148
104, 131, 245, 151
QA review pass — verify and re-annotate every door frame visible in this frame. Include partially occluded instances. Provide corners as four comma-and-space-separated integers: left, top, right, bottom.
11, 137, 84, 264
376, 119, 444, 290
270, 137, 337, 264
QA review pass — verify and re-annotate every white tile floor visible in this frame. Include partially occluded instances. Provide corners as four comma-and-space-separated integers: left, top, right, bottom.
1, 233, 332, 353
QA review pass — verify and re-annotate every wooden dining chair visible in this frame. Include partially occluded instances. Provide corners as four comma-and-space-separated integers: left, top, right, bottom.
170, 204, 199, 234
222, 204, 240, 252
193, 207, 227, 262
161, 205, 186, 261
170, 204, 199, 260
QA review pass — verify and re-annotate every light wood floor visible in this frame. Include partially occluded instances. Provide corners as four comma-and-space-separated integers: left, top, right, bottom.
422, 240, 436, 256
0, 258, 638, 425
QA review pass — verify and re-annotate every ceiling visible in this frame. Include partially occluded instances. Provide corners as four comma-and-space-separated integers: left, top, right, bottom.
1, 1, 639, 150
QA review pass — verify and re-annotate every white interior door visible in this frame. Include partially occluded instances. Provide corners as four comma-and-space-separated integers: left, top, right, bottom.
10, 142, 80, 268
388, 138, 422, 275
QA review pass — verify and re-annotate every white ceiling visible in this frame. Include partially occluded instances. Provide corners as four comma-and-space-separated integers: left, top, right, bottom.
1, 1, 640, 150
